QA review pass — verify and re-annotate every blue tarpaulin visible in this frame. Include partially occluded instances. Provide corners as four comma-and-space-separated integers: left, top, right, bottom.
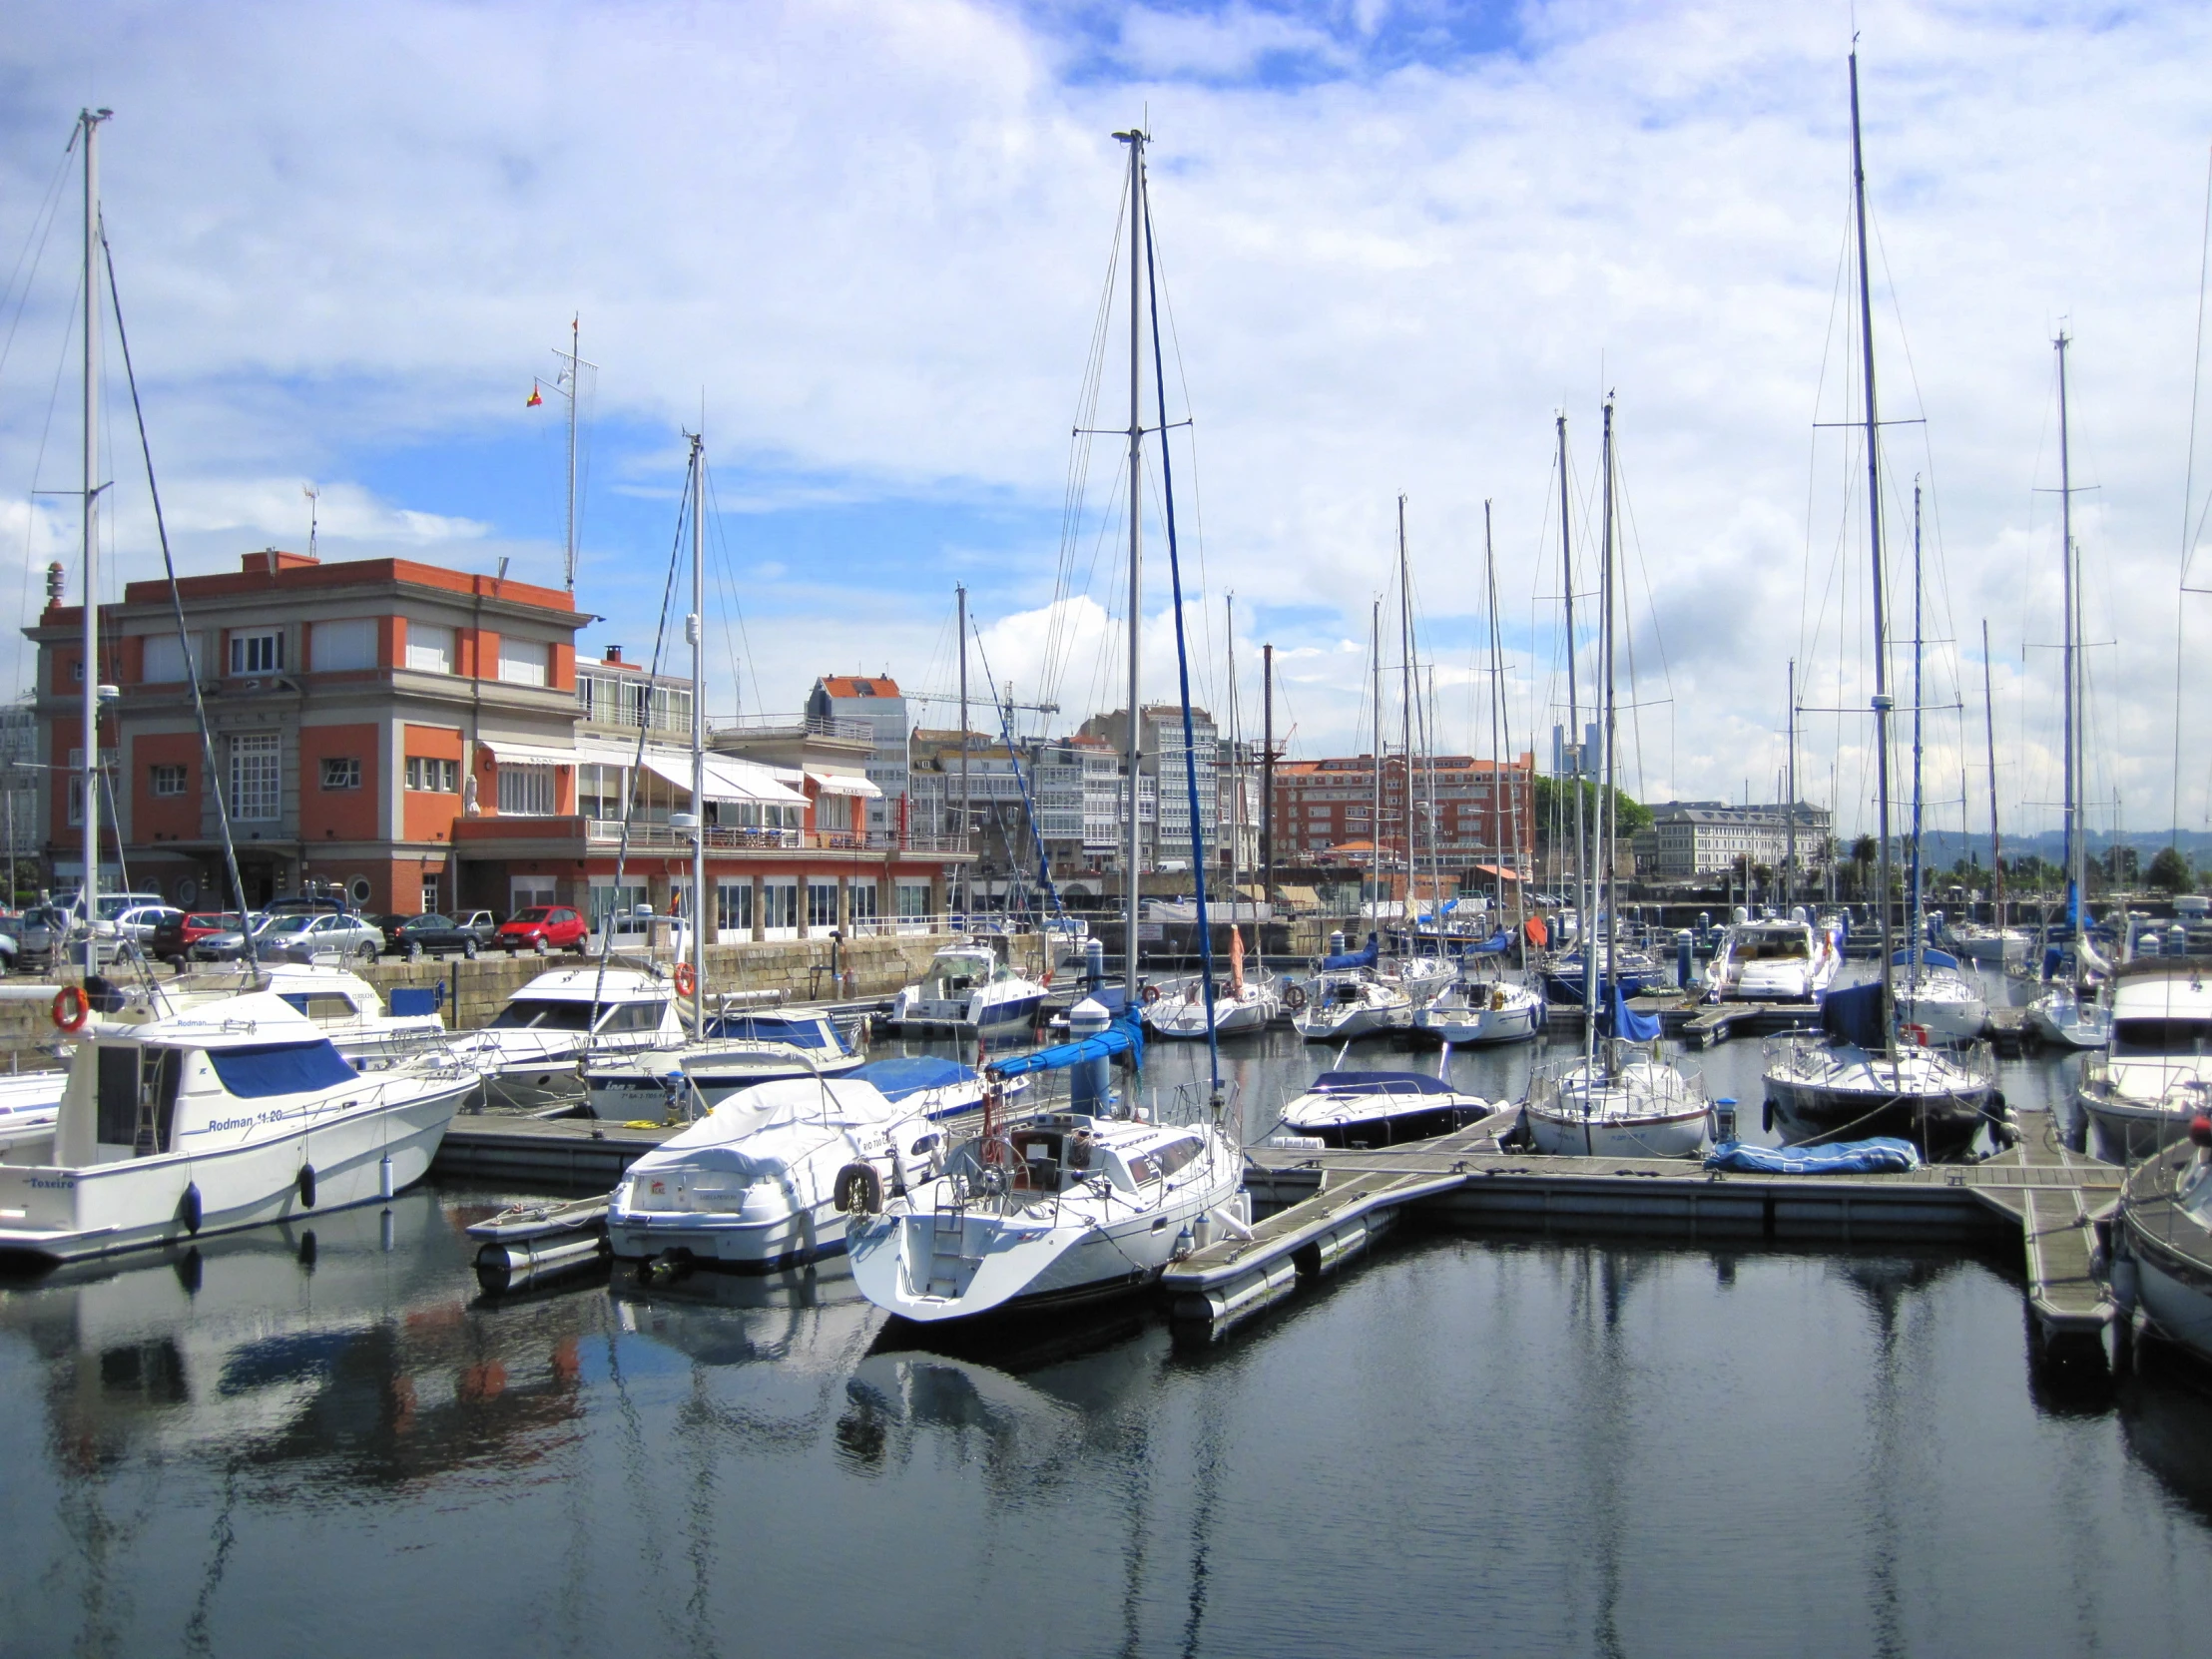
1462, 928, 1512, 956
207, 1040, 361, 1099
986, 1016, 1143, 1079
1702, 1137, 1923, 1175
706, 1014, 837, 1048
386, 986, 442, 1017
1892, 947, 1960, 970
1821, 981, 1886, 1048
849, 1056, 975, 1102
1320, 933, 1380, 971
1601, 983, 1663, 1042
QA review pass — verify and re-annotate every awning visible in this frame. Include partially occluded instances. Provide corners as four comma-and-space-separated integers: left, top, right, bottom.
1469, 863, 1525, 882
477, 738, 583, 767
808, 771, 883, 800
636, 751, 809, 807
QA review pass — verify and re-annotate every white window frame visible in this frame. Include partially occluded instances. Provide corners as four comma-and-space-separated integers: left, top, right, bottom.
149, 763, 188, 798
319, 757, 360, 791
141, 634, 194, 684
496, 762, 558, 817
405, 756, 460, 794
807, 879, 840, 931
229, 733, 280, 823
715, 878, 753, 942
310, 618, 377, 673
229, 630, 282, 676
761, 878, 799, 940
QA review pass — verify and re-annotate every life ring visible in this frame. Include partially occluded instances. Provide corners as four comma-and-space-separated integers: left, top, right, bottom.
1142, 983, 1161, 1005
51, 984, 90, 1033
673, 962, 697, 997
1284, 984, 1307, 1011
831, 1161, 883, 1216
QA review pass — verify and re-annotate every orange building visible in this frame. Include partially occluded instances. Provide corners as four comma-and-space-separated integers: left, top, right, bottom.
1271, 752, 1535, 872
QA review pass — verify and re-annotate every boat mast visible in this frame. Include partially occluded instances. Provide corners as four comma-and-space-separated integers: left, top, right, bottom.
1115, 128, 1145, 1009
1397, 494, 1415, 946
1370, 598, 1382, 931
689, 433, 707, 1037
561, 315, 591, 593
1981, 618, 2003, 928
1483, 500, 1506, 918
2056, 330, 2083, 944
1226, 593, 1240, 944
1262, 643, 1275, 900
1911, 479, 1925, 977
1849, 50, 1899, 1058
1557, 413, 1585, 986
1588, 396, 1616, 1067
77, 108, 109, 958
1786, 658, 1798, 911
957, 582, 969, 921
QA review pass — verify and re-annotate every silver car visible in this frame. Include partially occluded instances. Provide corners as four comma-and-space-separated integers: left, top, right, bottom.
216, 909, 385, 965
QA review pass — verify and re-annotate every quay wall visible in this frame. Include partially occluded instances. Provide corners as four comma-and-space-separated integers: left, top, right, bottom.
0, 932, 1045, 1064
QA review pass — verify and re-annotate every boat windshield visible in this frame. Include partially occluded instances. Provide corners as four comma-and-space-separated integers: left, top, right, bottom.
489, 997, 600, 1032
1733, 932, 1809, 961
2111, 1017, 2212, 1057
256, 915, 318, 937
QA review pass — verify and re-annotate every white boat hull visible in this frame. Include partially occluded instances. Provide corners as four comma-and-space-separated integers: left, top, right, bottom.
1523, 1100, 1711, 1159
1414, 987, 1542, 1046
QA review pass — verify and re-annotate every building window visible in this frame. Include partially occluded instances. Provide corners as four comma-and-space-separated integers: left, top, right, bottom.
229, 733, 280, 822
142, 635, 194, 684
497, 638, 549, 688
496, 763, 557, 817
229, 631, 282, 675
577, 764, 627, 822
808, 880, 840, 930
896, 880, 930, 921
405, 756, 459, 793
320, 757, 360, 791
150, 764, 188, 798
817, 792, 851, 832
848, 882, 879, 926
405, 622, 455, 675
311, 618, 376, 672
715, 879, 752, 937
762, 881, 799, 933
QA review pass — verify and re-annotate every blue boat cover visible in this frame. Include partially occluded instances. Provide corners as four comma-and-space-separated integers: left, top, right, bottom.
986, 1016, 1143, 1079
386, 986, 442, 1017
1822, 981, 1886, 1047
1462, 928, 1512, 956
208, 1039, 360, 1098
1702, 1138, 1923, 1175
1311, 1070, 1452, 1096
1320, 932, 1380, 970
1891, 947, 1960, 970
1601, 983, 1663, 1042
707, 1013, 838, 1048
849, 1056, 974, 1102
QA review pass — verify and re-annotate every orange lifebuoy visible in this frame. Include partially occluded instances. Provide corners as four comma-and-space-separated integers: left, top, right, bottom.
1141, 982, 1161, 1005
673, 962, 697, 997
51, 984, 90, 1033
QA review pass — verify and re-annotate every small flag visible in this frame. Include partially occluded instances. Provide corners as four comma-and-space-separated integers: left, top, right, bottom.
526, 383, 543, 407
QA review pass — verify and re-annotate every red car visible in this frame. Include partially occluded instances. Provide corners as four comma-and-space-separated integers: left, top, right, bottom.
495, 905, 589, 953
149, 909, 247, 965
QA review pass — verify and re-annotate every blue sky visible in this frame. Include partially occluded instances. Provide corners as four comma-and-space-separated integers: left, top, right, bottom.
4, 0, 2211, 837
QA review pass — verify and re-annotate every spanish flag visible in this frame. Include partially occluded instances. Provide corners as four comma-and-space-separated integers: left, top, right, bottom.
526, 383, 543, 407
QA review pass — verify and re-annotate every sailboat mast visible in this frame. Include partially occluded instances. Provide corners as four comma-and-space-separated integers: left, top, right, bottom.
566, 315, 581, 592
689, 434, 707, 1035
1786, 658, 1798, 911
1850, 50, 1898, 1056
1397, 494, 1414, 940
1586, 397, 1615, 1058
2056, 330, 2083, 939
78, 109, 109, 955
1370, 598, 1382, 924
957, 582, 969, 920
1116, 128, 1146, 1007
1262, 643, 1275, 899
1911, 479, 1925, 973
1982, 619, 2003, 927
1484, 501, 1504, 915
1226, 594, 1240, 923
1557, 414, 1584, 984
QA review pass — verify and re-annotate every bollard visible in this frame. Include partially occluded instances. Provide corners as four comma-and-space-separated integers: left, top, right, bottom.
1328, 930, 1346, 957
1084, 936, 1107, 992
1068, 995, 1112, 1115
1675, 930, 1693, 991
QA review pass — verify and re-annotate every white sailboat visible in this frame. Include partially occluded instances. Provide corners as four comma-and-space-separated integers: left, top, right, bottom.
1290, 957, 1413, 1042
1520, 398, 1710, 1161
1760, 54, 1994, 1155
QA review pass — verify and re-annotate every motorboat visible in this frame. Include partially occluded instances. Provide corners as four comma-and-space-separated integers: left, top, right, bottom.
1761, 985, 1994, 1155
1541, 941, 1665, 1005
887, 941, 1047, 1033
0, 1069, 66, 1153
583, 1007, 863, 1120
1705, 913, 1841, 1002
1893, 949, 1988, 1044
845, 1110, 1243, 1324
448, 965, 686, 1112
606, 1074, 942, 1271
1413, 974, 1543, 1046
1279, 1064, 1493, 1148
2077, 957, 2212, 1163
1522, 988, 1711, 1159
0, 992, 474, 1263
2119, 1117, 2212, 1365
2025, 979, 2111, 1050
1289, 970, 1412, 1043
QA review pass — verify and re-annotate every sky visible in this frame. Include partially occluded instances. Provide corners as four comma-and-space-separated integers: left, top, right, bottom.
1, 0, 2208, 843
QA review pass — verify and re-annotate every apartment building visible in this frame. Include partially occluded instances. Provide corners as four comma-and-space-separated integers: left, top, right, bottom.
805, 674, 910, 831
1633, 801, 1835, 879
1272, 753, 1535, 869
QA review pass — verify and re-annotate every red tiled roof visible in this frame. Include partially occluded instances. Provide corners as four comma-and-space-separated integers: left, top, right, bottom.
819, 675, 900, 699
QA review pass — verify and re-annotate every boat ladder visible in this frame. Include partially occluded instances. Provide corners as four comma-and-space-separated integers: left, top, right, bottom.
925, 1203, 978, 1299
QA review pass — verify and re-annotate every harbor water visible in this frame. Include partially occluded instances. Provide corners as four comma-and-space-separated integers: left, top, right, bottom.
5, 984, 2212, 1657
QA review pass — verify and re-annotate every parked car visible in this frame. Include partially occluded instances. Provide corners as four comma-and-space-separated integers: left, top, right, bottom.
495, 905, 590, 954
106, 903, 183, 956
195, 909, 382, 965
150, 910, 246, 965
380, 912, 486, 959
454, 909, 501, 943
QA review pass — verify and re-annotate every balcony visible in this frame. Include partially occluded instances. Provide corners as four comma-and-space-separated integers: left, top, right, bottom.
711, 712, 874, 743
450, 814, 966, 857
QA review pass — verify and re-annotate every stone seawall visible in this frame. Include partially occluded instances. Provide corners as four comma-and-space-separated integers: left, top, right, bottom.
0, 931, 1045, 1064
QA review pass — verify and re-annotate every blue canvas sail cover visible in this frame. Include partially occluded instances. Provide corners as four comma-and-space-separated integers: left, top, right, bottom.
1462, 928, 1512, 956
986, 1016, 1143, 1079
1890, 947, 1960, 970
1703, 1137, 1922, 1175
1600, 983, 1662, 1042
1821, 981, 1886, 1048
849, 1056, 974, 1102
1320, 932, 1380, 971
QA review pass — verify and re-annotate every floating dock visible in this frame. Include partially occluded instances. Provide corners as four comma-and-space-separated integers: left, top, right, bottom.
435, 1114, 682, 1188
1166, 1105, 2120, 1341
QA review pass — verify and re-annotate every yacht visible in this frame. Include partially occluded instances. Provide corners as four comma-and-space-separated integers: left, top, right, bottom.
448, 965, 685, 1111
1279, 1063, 1493, 1148
1943, 918, 2031, 969
1762, 985, 1995, 1155
846, 1110, 1243, 1324
1412, 973, 1543, 1046
1541, 940, 1665, 1004
840, 1055, 1028, 1121
583, 1007, 863, 1120
2119, 1120, 2212, 1365
2025, 980, 2111, 1050
1289, 969, 1412, 1043
0, 992, 473, 1263
1893, 948, 1988, 1043
2077, 957, 2212, 1162
606, 1074, 942, 1271
1141, 974, 1277, 1039
887, 940, 1048, 1034
1705, 913, 1841, 1002
1522, 994, 1712, 1160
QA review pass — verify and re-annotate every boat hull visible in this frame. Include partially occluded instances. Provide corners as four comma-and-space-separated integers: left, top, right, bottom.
2083, 1095, 2200, 1166
1286, 1102, 1490, 1149
1763, 1061, 1989, 1157
606, 1201, 853, 1271
0, 1077, 471, 1264
1293, 1004, 1408, 1043
1522, 1100, 1711, 1159
1413, 994, 1541, 1046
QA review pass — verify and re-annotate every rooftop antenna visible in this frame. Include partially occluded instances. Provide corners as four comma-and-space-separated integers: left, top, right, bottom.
303, 483, 319, 560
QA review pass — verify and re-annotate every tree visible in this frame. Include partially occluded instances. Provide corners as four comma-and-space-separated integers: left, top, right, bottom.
2148, 845, 2193, 893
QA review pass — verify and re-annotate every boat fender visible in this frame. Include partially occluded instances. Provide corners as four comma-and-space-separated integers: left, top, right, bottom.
296, 1164, 317, 1209
1284, 985, 1307, 1012
1762, 1098, 1776, 1135
673, 962, 697, 997
51, 984, 90, 1033
1142, 983, 1161, 1005
832, 1161, 884, 1216
178, 1182, 203, 1236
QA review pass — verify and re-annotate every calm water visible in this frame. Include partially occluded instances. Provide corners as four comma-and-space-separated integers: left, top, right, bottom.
6, 997, 2211, 1658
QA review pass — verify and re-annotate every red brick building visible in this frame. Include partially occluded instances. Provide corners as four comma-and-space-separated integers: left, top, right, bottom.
1271, 752, 1535, 871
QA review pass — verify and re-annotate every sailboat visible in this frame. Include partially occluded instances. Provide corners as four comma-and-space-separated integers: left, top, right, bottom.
846, 127, 1240, 1324
1944, 618, 2033, 968
1760, 55, 1995, 1155
2026, 342, 2116, 1051
1521, 398, 1712, 1159
1382, 497, 1459, 1003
